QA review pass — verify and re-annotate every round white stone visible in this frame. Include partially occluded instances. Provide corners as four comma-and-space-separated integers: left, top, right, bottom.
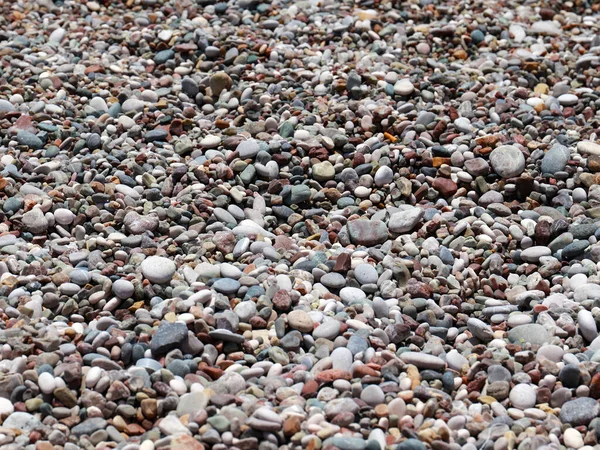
141, 256, 176, 284
394, 79, 414, 96
0, 397, 14, 417
53, 208, 75, 226
38, 372, 56, 395
509, 383, 536, 409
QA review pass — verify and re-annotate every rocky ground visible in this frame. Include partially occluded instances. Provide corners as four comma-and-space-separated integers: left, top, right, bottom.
1, 0, 600, 449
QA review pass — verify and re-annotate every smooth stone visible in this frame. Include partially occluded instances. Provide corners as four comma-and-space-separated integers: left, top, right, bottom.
347, 220, 388, 246
331, 347, 353, 372
287, 310, 313, 333
354, 264, 378, 285
520, 246, 552, 263
340, 287, 367, 303
394, 79, 415, 96
71, 418, 107, 436
395, 439, 426, 450
237, 140, 260, 159
559, 397, 600, 426
446, 349, 468, 372
541, 143, 570, 174
176, 392, 209, 416
234, 301, 257, 322
374, 166, 394, 186
54, 208, 76, 225
313, 320, 341, 340
558, 94, 578, 106
323, 438, 366, 450
159, 415, 191, 436
0, 100, 15, 113
489, 145, 525, 178
537, 345, 564, 362
212, 278, 241, 294
113, 279, 135, 299
320, 272, 346, 289
22, 208, 48, 234
312, 161, 336, 181
141, 256, 176, 284
467, 318, 493, 341
563, 428, 584, 449
578, 309, 598, 342
0, 397, 13, 416
574, 284, 600, 302
121, 98, 146, 113
508, 324, 551, 346
578, 141, 600, 156
399, 352, 445, 370
509, 384, 536, 409
360, 385, 385, 406
530, 21, 562, 36
16, 131, 43, 150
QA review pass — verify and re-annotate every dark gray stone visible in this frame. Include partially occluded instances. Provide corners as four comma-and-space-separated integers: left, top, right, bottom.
151, 322, 188, 356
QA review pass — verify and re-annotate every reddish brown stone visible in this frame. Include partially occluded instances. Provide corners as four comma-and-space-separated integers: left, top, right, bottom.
589, 155, 600, 172
432, 157, 451, 168
126, 423, 146, 435
333, 253, 351, 272
352, 365, 380, 378
302, 379, 318, 398
84, 64, 105, 74
432, 178, 457, 197
315, 369, 351, 383
170, 435, 205, 450
539, 7, 555, 19
591, 373, 600, 399
283, 416, 302, 436
200, 365, 224, 380
475, 135, 499, 147
331, 411, 355, 427
248, 316, 267, 328
174, 43, 199, 53
272, 290, 292, 312
406, 281, 433, 298
10, 114, 36, 134
537, 386, 551, 404
213, 231, 236, 255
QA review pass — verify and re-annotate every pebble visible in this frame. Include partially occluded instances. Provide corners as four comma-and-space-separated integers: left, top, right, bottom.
564, 428, 584, 449
541, 143, 570, 174
389, 208, 424, 234
354, 264, 378, 284
394, 79, 415, 96
141, 256, 176, 284
509, 384, 537, 409
560, 398, 600, 426
489, 145, 526, 178
313, 320, 341, 340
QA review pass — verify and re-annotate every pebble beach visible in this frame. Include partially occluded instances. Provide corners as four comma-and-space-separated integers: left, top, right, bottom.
1, 0, 600, 449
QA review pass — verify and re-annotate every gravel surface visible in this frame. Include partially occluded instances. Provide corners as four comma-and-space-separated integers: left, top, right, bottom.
1, 0, 600, 449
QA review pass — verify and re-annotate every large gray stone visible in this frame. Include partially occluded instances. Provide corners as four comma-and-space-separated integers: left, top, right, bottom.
347, 220, 388, 246
541, 143, 570, 174
559, 397, 600, 426
388, 208, 424, 234
507, 324, 551, 346
489, 145, 525, 178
